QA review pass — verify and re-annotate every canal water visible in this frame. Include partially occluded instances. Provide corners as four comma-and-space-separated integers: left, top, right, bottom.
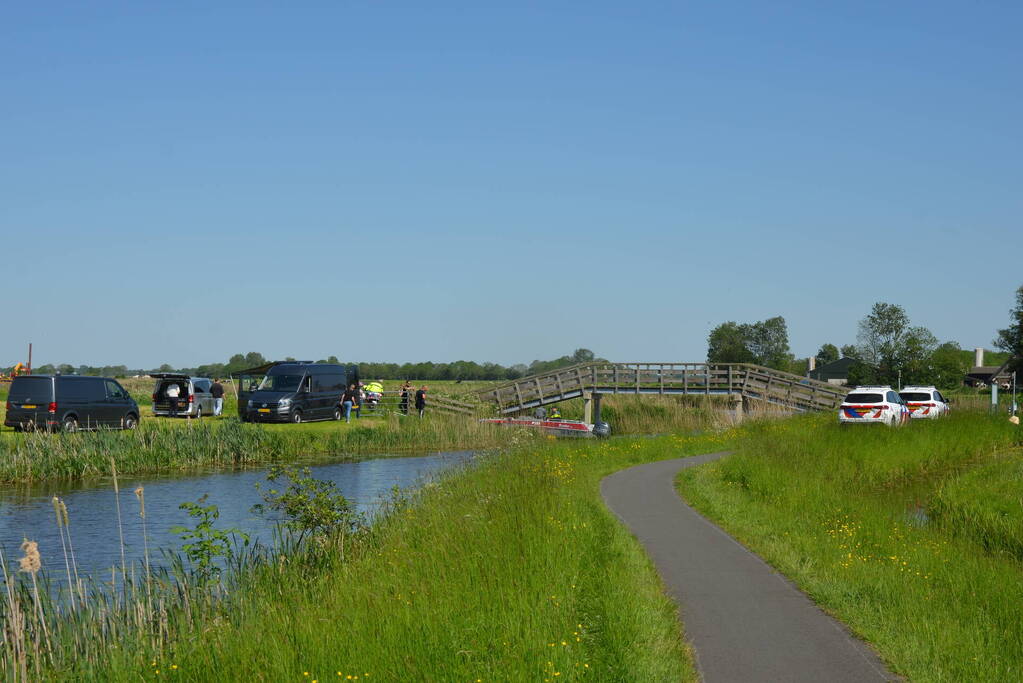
0, 452, 474, 581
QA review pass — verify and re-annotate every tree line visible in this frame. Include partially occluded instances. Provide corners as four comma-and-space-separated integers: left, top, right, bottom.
706, 284, 1022, 389
4, 349, 601, 382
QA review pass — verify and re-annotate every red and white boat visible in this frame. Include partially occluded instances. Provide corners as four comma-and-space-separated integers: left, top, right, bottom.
480, 417, 609, 437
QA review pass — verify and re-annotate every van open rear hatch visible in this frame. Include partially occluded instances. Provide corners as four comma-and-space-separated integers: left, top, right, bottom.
151, 374, 190, 412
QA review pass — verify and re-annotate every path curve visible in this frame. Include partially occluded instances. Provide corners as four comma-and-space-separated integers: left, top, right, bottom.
601, 452, 895, 682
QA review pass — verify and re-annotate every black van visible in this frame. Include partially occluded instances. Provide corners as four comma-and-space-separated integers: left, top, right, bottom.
242, 363, 355, 424
4, 375, 140, 432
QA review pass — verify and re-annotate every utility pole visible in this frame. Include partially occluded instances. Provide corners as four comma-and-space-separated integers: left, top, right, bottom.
1013, 371, 1018, 417
27, 343, 32, 374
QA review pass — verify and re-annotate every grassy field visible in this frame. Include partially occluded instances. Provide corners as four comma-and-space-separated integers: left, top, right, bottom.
5, 427, 741, 681
676, 412, 1023, 681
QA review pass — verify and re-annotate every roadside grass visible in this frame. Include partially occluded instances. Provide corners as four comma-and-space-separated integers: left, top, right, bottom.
676, 412, 1023, 681
931, 454, 1023, 561
11, 427, 735, 681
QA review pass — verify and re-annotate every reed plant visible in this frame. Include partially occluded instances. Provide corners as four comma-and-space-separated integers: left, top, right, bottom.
677, 412, 1023, 681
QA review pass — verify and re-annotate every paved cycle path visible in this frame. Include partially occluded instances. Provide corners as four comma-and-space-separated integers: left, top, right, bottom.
601, 452, 895, 682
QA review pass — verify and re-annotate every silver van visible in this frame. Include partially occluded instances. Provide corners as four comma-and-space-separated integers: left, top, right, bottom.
151, 374, 215, 418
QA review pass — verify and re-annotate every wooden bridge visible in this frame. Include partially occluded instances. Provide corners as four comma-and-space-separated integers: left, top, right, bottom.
476, 362, 849, 419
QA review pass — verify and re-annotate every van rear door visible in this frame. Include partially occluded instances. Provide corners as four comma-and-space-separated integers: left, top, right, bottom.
7, 376, 54, 427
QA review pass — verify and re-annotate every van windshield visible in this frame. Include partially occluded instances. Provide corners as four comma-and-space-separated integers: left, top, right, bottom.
899, 392, 932, 402
9, 377, 52, 402
257, 374, 303, 392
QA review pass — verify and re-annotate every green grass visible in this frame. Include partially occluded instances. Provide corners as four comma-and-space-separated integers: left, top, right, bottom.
931, 454, 1023, 561
10, 428, 742, 681
676, 412, 1023, 681
0, 414, 534, 484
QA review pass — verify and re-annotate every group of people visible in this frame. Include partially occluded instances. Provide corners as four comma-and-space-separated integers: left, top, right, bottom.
533, 404, 562, 420
339, 381, 428, 423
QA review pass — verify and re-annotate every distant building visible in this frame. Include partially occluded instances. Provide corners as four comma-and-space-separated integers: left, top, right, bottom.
966, 349, 1013, 388
809, 357, 856, 385
965, 365, 1013, 389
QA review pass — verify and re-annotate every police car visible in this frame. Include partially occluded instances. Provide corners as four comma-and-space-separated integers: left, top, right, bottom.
897, 386, 950, 420
838, 386, 910, 427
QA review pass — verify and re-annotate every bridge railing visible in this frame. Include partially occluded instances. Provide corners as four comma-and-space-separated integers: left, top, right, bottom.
477, 362, 848, 414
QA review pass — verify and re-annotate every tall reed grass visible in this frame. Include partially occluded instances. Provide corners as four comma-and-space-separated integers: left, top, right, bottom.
0, 415, 537, 484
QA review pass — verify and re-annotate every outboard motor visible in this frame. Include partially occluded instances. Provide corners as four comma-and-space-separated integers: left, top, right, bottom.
592, 421, 611, 438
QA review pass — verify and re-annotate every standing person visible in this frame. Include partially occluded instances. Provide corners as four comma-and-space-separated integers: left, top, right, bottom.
341, 383, 358, 423
415, 385, 428, 418
355, 383, 365, 419
210, 378, 225, 417
534, 405, 547, 419
165, 382, 181, 418
399, 381, 411, 416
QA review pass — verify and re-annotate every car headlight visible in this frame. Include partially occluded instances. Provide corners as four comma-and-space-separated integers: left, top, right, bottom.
278, 398, 291, 407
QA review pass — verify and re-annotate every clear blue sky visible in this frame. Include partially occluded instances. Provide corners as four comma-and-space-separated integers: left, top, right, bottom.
3, 1, 1020, 369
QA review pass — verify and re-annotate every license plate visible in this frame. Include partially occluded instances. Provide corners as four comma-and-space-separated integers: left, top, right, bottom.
21, 404, 36, 409
258, 408, 271, 413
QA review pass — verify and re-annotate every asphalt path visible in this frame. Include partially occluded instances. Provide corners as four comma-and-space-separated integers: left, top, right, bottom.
601, 452, 895, 682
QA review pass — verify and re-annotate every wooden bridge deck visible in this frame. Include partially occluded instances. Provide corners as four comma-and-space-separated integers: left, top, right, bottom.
476, 362, 848, 415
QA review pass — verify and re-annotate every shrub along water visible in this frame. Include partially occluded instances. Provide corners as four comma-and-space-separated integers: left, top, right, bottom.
677, 412, 1023, 681
1, 426, 737, 681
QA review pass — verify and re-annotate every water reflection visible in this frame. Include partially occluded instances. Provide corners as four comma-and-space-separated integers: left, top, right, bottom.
0, 452, 474, 580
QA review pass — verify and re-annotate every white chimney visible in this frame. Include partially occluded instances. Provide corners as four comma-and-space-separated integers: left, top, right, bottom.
975, 347, 985, 368
808, 356, 817, 372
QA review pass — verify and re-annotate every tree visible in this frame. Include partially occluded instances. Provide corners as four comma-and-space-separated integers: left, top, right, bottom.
816, 344, 839, 365
840, 344, 858, 359
571, 348, 595, 363
748, 317, 793, 370
707, 316, 791, 369
994, 284, 1023, 373
244, 352, 266, 367
707, 322, 755, 364
855, 302, 937, 385
924, 341, 968, 390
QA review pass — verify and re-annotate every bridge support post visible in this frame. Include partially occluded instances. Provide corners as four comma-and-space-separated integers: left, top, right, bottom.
583, 391, 604, 424
731, 393, 744, 423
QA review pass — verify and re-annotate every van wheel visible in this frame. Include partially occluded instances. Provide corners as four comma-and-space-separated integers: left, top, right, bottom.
333, 407, 342, 421
63, 416, 79, 433
124, 414, 138, 430
195, 407, 203, 419
13, 425, 23, 433
291, 410, 303, 424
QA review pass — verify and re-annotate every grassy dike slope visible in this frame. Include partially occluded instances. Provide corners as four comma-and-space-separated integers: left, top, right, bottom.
677, 413, 1023, 681
75, 434, 735, 682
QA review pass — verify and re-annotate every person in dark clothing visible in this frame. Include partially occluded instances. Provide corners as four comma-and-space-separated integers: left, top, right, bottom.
341, 384, 358, 423
415, 386, 427, 418
210, 378, 225, 416
399, 381, 411, 416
